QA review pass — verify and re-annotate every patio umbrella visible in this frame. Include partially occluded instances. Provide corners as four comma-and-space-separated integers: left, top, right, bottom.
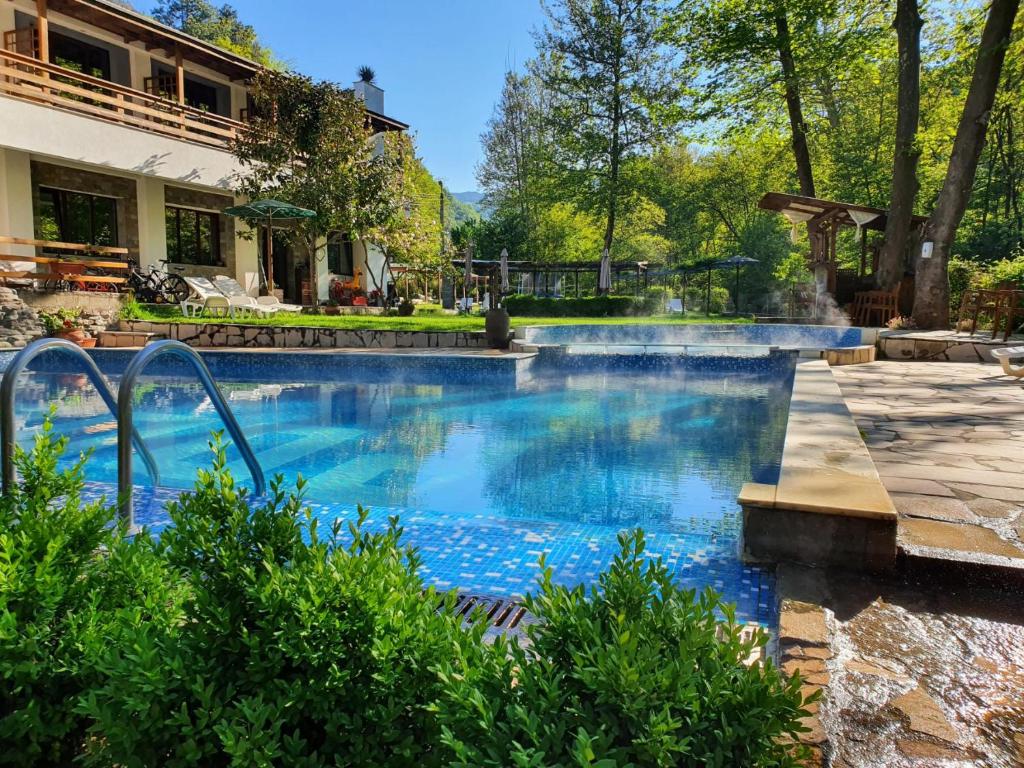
224, 199, 316, 295
464, 242, 473, 302
598, 248, 611, 295
499, 247, 510, 294
715, 255, 759, 314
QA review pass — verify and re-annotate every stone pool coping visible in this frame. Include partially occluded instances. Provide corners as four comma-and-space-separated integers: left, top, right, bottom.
739, 360, 897, 570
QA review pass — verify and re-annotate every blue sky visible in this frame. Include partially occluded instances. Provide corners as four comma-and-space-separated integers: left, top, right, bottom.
137, 1, 546, 193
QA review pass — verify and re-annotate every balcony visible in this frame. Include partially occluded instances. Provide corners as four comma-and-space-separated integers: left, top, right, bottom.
0, 47, 245, 149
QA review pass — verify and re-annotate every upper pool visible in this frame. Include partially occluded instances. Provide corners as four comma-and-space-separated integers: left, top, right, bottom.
6, 348, 795, 624
519, 323, 864, 350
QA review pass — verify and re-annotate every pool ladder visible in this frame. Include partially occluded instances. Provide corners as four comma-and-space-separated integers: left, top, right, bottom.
1, 339, 266, 528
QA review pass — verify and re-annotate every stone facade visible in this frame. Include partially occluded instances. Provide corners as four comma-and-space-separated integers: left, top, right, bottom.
0, 287, 44, 349
31, 161, 140, 261
0, 289, 120, 349
120, 320, 492, 350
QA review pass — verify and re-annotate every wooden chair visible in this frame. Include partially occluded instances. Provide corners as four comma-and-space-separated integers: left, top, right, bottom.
992, 290, 1024, 341
958, 289, 1002, 335
853, 288, 900, 327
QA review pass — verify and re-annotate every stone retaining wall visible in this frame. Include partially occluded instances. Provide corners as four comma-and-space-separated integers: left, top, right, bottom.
0, 287, 45, 349
120, 320, 493, 349
0, 289, 123, 349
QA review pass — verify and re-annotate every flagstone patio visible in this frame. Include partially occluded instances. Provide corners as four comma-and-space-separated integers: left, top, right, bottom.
832, 361, 1024, 576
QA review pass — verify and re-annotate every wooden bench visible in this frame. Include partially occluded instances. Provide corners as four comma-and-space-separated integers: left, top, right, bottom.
0, 236, 130, 291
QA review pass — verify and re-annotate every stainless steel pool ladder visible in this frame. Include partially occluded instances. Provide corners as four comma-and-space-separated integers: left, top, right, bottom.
1, 338, 266, 528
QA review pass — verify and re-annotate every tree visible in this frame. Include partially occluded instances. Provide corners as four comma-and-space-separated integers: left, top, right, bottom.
877, 0, 923, 290
537, 0, 682, 283
913, 0, 1021, 328
152, 0, 280, 67
680, 0, 836, 198
233, 70, 411, 302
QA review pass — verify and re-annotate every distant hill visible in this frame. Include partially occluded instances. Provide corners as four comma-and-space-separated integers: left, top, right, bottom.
452, 191, 484, 205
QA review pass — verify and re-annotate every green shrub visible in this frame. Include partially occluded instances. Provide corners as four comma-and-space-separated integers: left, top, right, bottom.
398, 298, 416, 316
434, 530, 815, 768
504, 294, 660, 317
0, 419, 177, 767
80, 439, 475, 767
684, 285, 731, 315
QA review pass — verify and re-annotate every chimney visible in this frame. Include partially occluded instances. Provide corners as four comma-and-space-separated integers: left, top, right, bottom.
353, 79, 384, 114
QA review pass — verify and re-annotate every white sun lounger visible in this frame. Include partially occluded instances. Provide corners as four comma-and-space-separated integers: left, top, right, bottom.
992, 346, 1024, 378
666, 298, 683, 314
212, 275, 276, 318
255, 295, 304, 313
181, 276, 230, 318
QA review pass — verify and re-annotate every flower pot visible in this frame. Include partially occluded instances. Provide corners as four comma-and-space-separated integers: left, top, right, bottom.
484, 308, 511, 349
54, 329, 88, 345
78, 337, 97, 349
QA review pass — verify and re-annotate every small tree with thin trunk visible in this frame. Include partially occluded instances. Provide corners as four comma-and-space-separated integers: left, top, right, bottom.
537, 0, 682, 289
233, 70, 410, 303
913, 0, 1021, 328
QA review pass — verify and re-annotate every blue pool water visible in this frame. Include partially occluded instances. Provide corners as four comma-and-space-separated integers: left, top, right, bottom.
9, 349, 795, 624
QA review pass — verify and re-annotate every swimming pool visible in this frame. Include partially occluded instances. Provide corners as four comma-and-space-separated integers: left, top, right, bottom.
7, 348, 795, 624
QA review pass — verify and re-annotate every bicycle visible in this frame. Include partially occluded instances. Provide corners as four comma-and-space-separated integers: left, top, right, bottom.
127, 259, 190, 304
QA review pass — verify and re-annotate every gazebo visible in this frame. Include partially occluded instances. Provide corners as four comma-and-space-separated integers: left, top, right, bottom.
758, 192, 927, 302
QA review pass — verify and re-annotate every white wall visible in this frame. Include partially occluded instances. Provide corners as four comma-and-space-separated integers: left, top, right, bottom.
135, 176, 166, 270
0, 97, 242, 190
0, 149, 35, 262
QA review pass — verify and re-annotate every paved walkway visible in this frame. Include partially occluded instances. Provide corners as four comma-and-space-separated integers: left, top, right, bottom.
833, 361, 1024, 571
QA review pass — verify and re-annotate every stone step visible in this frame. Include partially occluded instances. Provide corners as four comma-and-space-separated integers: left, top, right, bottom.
96, 330, 162, 348
897, 517, 1024, 590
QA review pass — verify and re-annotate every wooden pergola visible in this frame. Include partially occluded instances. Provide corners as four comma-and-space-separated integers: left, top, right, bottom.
758, 192, 926, 294
453, 258, 651, 298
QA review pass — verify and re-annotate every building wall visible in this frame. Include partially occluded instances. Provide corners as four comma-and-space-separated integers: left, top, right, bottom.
30, 160, 140, 259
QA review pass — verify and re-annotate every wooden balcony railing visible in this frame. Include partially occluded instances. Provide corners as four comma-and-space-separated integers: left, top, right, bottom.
0, 48, 245, 149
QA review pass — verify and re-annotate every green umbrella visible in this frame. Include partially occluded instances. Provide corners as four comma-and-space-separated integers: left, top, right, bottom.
224, 200, 316, 295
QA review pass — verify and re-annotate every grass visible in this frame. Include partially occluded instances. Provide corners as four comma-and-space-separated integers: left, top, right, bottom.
128, 305, 752, 332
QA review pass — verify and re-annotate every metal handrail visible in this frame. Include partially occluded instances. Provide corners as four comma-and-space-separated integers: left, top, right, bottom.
117, 340, 265, 524
1, 338, 160, 493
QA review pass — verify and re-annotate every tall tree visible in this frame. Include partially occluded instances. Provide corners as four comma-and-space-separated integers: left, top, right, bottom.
537, 0, 681, 279
233, 70, 411, 301
913, 0, 1021, 328
877, 0, 923, 290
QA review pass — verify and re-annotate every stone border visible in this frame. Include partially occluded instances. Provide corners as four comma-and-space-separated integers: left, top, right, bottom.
739, 360, 897, 571
119, 320, 495, 349
877, 329, 1012, 362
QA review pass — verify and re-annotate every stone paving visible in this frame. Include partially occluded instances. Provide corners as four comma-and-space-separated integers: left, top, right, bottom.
832, 361, 1024, 572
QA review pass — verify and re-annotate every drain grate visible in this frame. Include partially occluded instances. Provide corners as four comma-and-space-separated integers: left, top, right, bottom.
438, 592, 537, 641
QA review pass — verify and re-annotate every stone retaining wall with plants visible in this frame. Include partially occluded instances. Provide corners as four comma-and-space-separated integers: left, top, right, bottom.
119, 320, 492, 349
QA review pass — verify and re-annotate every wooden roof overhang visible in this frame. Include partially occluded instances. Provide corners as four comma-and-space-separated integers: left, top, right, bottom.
758, 192, 927, 233
45, 0, 260, 81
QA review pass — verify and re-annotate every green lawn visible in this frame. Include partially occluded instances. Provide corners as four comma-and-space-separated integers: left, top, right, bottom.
130, 305, 751, 332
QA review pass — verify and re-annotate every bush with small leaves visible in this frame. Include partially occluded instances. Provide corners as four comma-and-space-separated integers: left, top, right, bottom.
79, 437, 477, 767
434, 530, 816, 768
0, 418, 179, 767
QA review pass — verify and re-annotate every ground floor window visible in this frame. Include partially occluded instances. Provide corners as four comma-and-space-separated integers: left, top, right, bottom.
37, 186, 118, 246
327, 237, 354, 276
166, 206, 221, 266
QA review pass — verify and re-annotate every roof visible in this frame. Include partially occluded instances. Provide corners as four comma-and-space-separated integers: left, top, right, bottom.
51, 0, 261, 81
758, 192, 927, 232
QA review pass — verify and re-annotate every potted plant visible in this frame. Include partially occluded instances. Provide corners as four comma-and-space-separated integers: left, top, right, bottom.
40, 308, 96, 348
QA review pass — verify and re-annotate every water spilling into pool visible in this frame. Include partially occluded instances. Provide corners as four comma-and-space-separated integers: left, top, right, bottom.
9, 350, 795, 623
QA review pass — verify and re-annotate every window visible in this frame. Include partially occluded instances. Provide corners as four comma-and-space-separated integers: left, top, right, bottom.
166, 206, 221, 266
327, 238, 354, 276
37, 187, 118, 246
50, 32, 111, 80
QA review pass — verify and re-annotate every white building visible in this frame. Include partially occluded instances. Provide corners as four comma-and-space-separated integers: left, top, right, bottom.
0, 0, 407, 304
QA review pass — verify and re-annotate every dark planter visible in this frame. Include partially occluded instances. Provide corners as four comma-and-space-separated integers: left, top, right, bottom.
484, 308, 511, 349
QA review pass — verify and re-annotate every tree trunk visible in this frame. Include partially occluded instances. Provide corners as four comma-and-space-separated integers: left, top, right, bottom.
877, 0, 923, 291
913, 0, 1020, 328
775, 7, 816, 198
